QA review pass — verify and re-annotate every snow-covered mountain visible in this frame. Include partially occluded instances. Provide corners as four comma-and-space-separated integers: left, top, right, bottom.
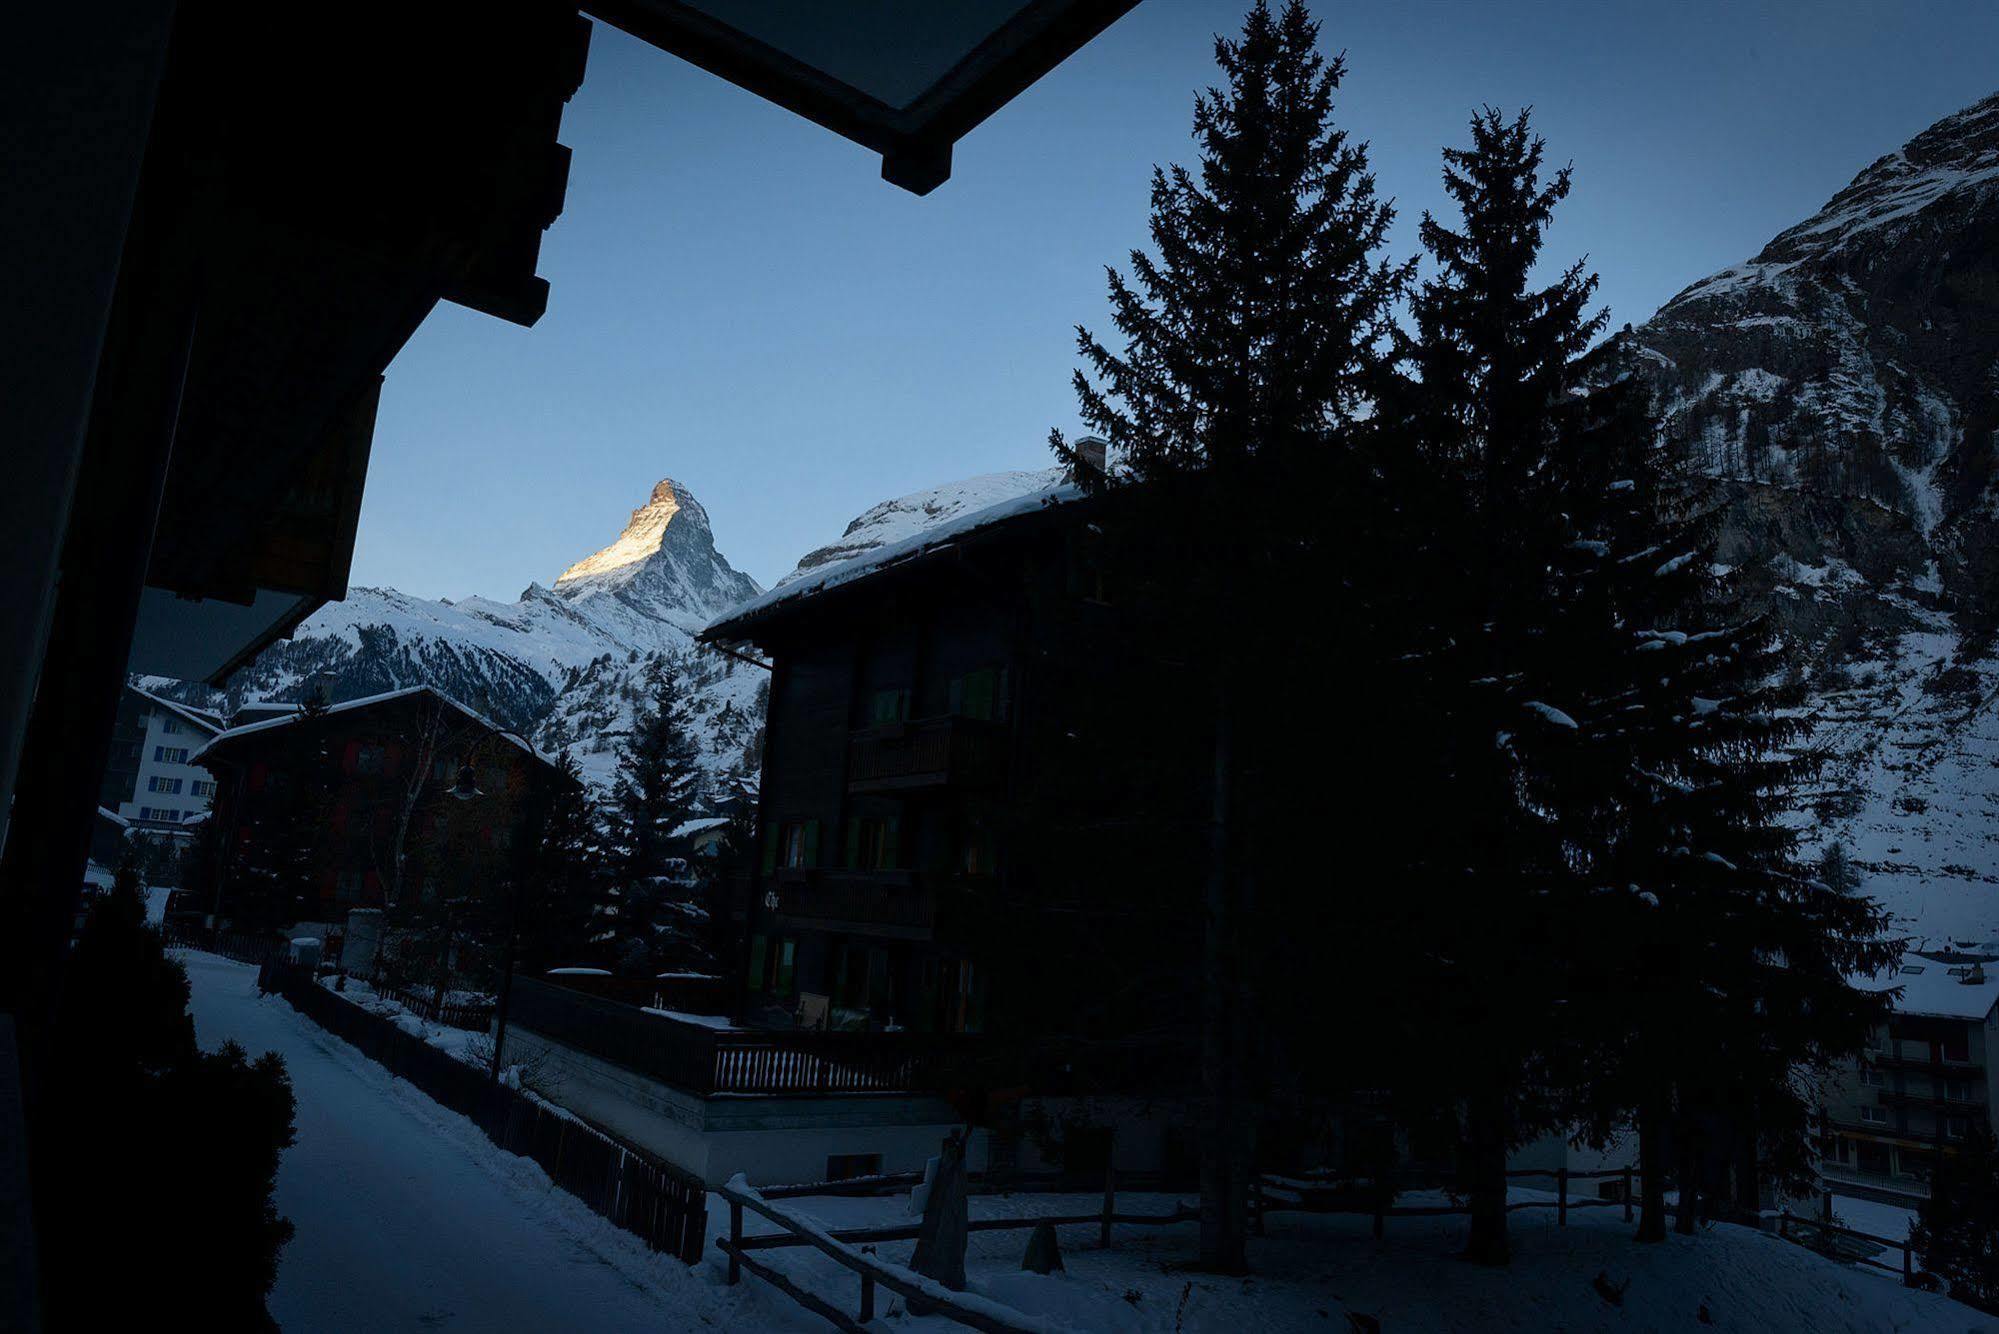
778, 468, 1067, 587
1618, 90, 1999, 946
192, 479, 768, 791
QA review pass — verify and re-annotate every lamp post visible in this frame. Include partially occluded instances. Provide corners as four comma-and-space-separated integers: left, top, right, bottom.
451, 726, 540, 1084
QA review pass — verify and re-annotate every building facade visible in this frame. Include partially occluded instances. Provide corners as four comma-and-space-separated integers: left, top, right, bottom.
192, 686, 558, 926
98, 687, 224, 832
1823, 948, 1999, 1200
702, 476, 1207, 1050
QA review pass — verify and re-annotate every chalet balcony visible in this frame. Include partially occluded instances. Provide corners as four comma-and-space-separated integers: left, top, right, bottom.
846, 715, 1004, 793
1865, 1051, 1983, 1074
511, 977, 1195, 1099
1877, 1085, 1987, 1113
763, 869, 995, 940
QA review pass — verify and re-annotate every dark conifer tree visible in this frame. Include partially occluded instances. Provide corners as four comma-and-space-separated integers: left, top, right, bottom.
1912, 1122, 1999, 1313
1575, 420, 1895, 1239
1387, 106, 1615, 1265
608, 655, 705, 971
610, 656, 701, 884
1050, 0, 1408, 1272
520, 750, 605, 971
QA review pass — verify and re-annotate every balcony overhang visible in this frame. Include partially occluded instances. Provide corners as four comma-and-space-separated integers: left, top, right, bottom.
582, 0, 1140, 194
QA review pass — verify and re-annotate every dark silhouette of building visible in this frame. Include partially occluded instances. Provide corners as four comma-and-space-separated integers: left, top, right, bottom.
193, 687, 559, 926
701, 472, 1205, 1047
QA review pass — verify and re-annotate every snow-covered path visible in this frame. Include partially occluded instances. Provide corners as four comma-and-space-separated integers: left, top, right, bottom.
182, 951, 784, 1334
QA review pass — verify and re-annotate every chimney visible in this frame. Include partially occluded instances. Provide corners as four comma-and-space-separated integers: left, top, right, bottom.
1072, 435, 1108, 481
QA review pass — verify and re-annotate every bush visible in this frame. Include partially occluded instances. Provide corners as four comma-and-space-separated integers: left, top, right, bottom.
35, 871, 297, 1329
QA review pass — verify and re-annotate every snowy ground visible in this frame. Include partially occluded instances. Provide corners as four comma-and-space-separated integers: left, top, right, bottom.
185, 949, 1990, 1333
740, 1188, 1990, 1334
183, 951, 805, 1334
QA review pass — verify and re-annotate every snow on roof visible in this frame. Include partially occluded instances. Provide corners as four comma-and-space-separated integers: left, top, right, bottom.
191, 685, 544, 765
96, 806, 131, 829
130, 685, 225, 735
704, 476, 1081, 636
1856, 951, 1999, 1021
545, 966, 610, 976
671, 816, 730, 838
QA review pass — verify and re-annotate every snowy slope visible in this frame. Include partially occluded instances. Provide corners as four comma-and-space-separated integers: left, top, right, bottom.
191, 478, 767, 792
719, 471, 1079, 631
777, 468, 1067, 587
1616, 90, 1999, 947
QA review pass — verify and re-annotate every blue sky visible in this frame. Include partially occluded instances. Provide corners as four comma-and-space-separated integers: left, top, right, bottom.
351, 0, 1999, 598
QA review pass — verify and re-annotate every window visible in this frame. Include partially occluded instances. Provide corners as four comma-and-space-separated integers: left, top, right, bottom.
355, 744, 387, 775
160, 715, 183, 734
1948, 966, 1971, 977
869, 687, 910, 725
1946, 1080, 1976, 1103
777, 820, 819, 870
773, 939, 797, 997
948, 666, 1008, 722
825, 1153, 882, 1183
138, 807, 182, 823
1860, 1065, 1885, 1088
153, 745, 189, 764
191, 780, 215, 798
1947, 1116, 1971, 1140
1900, 965, 1926, 976
1942, 1030, 1971, 1063
1860, 1106, 1888, 1125
147, 776, 183, 794
845, 816, 899, 870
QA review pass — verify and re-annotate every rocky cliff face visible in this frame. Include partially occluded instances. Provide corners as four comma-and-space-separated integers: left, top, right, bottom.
172, 477, 768, 793
1630, 90, 1999, 633
1622, 91, 1999, 946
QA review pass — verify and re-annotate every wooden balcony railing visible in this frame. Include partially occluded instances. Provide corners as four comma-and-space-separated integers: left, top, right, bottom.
510, 976, 974, 1096
508, 978, 1193, 1099
846, 715, 1003, 793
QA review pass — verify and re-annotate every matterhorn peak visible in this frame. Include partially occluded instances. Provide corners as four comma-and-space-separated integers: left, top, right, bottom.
556, 477, 711, 585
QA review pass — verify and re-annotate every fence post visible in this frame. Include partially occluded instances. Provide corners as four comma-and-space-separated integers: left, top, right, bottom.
1558, 1168, 1568, 1228
1903, 1241, 1914, 1287
1099, 1156, 1115, 1249
1622, 1166, 1633, 1223
860, 1273, 875, 1323
728, 1199, 742, 1285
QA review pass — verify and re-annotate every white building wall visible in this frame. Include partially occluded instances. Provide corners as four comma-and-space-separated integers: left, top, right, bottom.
120, 705, 217, 828
504, 1026, 984, 1188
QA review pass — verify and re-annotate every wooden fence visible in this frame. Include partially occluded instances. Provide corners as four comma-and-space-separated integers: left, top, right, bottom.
367, 981, 495, 1032
163, 921, 284, 967
257, 959, 708, 1263
1255, 1166, 1644, 1240
1776, 1210, 1927, 1286
718, 1173, 1185, 1334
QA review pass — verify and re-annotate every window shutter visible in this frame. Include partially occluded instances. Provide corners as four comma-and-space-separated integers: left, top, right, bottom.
803, 819, 820, 867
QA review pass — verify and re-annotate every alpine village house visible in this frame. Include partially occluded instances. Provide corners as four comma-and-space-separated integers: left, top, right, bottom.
497, 460, 1215, 1187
